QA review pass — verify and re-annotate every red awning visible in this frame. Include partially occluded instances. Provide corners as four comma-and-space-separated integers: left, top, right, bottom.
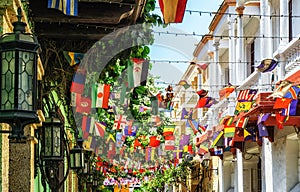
285, 69, 300, 83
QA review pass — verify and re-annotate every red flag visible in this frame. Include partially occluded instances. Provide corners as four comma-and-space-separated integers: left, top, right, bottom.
273, 98, 292, 109
70, 69, 86, 94
235, 117, 249, 128
158, 0, 187, 24
196, 97, 209, 108
219, 86, 235, 100
275, 113, 288, 129
149, 136, 161, 148
165, 135, 175, 150
76, 96, 91, 114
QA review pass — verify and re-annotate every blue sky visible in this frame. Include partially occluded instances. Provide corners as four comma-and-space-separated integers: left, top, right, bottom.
150, 0, 223, 84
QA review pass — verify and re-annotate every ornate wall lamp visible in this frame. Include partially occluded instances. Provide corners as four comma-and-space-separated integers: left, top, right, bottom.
37, 106, 70, 192
0, 7, 40, 142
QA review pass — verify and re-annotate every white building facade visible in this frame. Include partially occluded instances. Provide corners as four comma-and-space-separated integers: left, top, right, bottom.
192, 0, 300, 191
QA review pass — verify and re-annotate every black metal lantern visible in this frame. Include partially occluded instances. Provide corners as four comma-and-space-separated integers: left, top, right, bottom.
41, 108, 64, 161
70, 146, 84, 170
0, 7, 40, 142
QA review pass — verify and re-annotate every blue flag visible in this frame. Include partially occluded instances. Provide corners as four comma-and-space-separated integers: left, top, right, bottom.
48, 0, 78, 16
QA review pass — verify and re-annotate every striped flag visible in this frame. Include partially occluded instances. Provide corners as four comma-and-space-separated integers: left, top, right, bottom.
81, 116, 94, 139
224, 127, 235, 138
63, 51, 84, 66
284, 85, 300, 99
158, 0, 187, 24
199, 124, 207, 133
127, 58, 149, 88
199, 142, 209, 155
235, 117, 249, 128
94, 121, 106, 137
48, 0, 78, 16
70, 70, 86, 94
237, 89, 258, 101
92, 83, 110, 109
163, 125, 175, 136
211, 131, 224, 147
164, 135, 175, 150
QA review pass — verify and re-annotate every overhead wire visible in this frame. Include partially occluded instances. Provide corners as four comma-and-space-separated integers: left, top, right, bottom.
155, 7, 300, 18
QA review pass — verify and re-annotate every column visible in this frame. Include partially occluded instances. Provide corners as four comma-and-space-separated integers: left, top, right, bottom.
208, 51, 215, 98
261, 137, 273, 192
228, 17, 236, 85
278, 0, 289, 79
213, 41, 220, 99
236, 148, 244, 192
259, 0, 272, 91
298, 139, 300, 183
9, 125, 36, 192
218, 158, 224, 192
280, 0, 289, 47
235, 5, 247, 85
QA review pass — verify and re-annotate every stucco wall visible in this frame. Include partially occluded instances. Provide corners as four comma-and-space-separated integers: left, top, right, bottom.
286, 139, 299, 191
273, 137, 287, 192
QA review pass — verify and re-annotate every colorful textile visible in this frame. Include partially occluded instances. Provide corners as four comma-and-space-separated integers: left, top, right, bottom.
127, 58, 149, 88
256, 59, 278, 73
237, 89, 258, 101
92, 83, 110, 109
76, 96, 91, 114
70, 70, 86, 94
158, 0, 187, 24
48, 0, 78, 16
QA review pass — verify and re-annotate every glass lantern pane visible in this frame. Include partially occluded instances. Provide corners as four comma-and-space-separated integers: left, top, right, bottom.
18, 51, 34, 110
1, 51, 15, 110
52, 126, 61, 157
70, 153, 75, 167
44, 127, 52, 157
74, 153, 80, 167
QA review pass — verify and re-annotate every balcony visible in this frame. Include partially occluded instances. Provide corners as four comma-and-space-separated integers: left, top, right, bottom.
28, 0, 145, 46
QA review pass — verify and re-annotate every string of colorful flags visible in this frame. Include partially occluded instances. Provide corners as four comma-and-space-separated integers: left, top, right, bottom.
66, 46, 299, 184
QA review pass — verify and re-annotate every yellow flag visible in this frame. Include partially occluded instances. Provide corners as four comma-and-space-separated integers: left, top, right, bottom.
235, 101, 252, 114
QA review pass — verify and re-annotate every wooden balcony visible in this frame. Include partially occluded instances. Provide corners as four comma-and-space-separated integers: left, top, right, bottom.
28, 0, 145, 41
235, 92, 300, 127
